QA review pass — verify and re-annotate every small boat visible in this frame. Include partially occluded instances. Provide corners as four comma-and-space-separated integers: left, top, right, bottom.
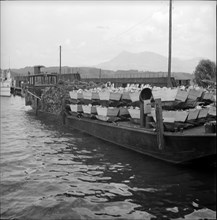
0, 69, 12, 97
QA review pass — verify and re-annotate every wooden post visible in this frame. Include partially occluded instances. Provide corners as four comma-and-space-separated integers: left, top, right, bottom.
140, 101, 145, 128
155, 98, 164, 150
58, 45, 61, 83
59, 45, 62, 75
167, 0, 173, 88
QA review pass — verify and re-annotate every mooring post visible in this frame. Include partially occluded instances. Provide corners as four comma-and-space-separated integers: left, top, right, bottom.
155, 98, 164, 150
140, 101, 145, 128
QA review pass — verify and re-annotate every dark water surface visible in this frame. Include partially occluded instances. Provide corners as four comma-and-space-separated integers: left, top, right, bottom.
0, 96, 216, 220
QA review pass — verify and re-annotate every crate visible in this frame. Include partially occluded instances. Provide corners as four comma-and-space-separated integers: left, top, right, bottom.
82, 105, 97, 114
162, 111, 176, 123
208, 106, 216, 116
98, 91, 110, 100
110, 92, 122, 101
198, 108, 209, 118
96, 107, 119, 117
129, 92, 140, 102
69, 91, 83, 100
122, 92, 131, 100
128, 108, 140, 119
151, 109, 176, 123
70, 104, 83, 113
98, 91, 121, 101
175, 89, 188, 102
152, 88, 178, 102
187, 89, 203, 100
119, 107, 129, 116
202, 92, 213, 101
175, 111, 189, 122
92, 92, 100, 100
82, 91, 92, 100
187, 109, 200, 120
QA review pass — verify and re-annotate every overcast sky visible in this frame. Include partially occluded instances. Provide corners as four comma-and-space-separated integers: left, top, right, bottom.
1, 1, 216, 69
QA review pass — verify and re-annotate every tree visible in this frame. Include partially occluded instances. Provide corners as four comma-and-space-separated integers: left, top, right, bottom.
194, 59, 216, 87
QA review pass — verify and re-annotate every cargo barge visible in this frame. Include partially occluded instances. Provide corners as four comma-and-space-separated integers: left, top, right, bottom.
24, 70, 216, 165
63, 112, 216, 164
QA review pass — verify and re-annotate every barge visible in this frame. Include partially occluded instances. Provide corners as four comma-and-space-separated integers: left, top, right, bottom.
64, 112, 216, 164
24, 71, 216, 165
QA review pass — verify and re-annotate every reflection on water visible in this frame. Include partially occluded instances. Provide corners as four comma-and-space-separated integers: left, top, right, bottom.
0, 96, 216, 219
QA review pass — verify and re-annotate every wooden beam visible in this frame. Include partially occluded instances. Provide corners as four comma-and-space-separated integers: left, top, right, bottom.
140, 101, 145, 128
155, 98, 164, 150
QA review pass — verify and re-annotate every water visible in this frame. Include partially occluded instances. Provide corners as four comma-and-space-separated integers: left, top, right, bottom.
0, 96, 216, 220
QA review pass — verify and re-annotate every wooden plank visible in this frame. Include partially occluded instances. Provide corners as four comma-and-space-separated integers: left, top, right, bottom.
155, 99, 164, 150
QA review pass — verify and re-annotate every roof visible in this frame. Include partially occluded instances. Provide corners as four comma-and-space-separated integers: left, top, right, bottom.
33, 65, 45, 68
172, 72, 193, 80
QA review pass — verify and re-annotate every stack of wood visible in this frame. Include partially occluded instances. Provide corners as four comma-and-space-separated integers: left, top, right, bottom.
40, 80, 99, 115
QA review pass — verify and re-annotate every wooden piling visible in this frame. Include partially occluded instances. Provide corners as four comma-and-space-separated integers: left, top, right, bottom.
155, 98, 164, 150
140, 101, 145, 128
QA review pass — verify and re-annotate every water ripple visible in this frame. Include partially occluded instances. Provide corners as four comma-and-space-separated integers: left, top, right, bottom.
0, 96, 216, 219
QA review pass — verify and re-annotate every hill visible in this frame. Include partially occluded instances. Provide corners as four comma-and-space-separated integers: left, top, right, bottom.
96, 51, 204, 73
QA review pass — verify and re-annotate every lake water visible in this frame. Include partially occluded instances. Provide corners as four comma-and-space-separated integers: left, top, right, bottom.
0, 96, 216, 220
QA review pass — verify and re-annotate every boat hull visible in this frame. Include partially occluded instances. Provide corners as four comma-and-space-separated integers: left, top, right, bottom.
65, 115, 216, 164
29, 109, 216, 164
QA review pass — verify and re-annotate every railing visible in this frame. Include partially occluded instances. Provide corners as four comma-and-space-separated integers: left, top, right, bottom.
26, 90, 41, 100
25, 90, 42, 115
81, 72, 169, 79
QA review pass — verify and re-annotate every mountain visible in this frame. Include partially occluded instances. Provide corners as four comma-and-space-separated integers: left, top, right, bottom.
10, 66, 113, 78
96, 51, 205, 73
9, 51, 209, 78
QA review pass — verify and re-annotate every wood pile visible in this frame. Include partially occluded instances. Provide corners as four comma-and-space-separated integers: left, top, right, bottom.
40, 80, 99, 115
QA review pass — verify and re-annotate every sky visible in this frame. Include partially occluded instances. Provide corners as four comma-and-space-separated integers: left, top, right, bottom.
0, 1, 216, 69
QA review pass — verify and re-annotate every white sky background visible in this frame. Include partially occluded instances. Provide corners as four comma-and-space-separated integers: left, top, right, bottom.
1, 1, 216, 69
